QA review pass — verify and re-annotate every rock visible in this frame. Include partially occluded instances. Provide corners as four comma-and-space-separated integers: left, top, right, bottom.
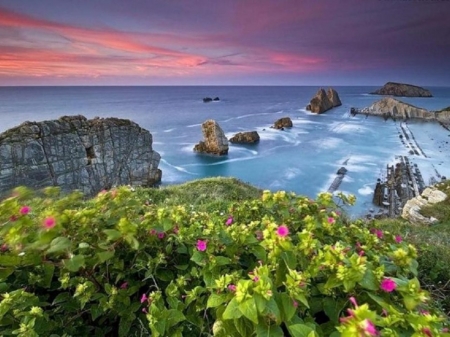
367, 97, 434, 120
213, 97, 220, 101
371, 82, 432, 97
306, 88, 342, 114
229, 131, 260, 144
203, 97, 213, 103
0, 115, 162, 196
273, 117, 293, 129
402, 186, 447, 225
193, 120, 229, 155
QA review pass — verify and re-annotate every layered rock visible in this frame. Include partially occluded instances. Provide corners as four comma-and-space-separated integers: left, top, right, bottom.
371, 82, 432, 97
229, 131, 260, 144
367, 97, 432, 119
193, 120, 229, 155
273, 117, 293, 130
306, 88, 342, 114
0, 115, 162, 196
402, 186, 447, 225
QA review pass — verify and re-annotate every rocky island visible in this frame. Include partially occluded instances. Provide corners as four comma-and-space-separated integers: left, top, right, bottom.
371, 82, 432, 97
229, 131, 260, 144
306, 88, 342, 114
193, 119, 229, 155
0, 115, 162, 196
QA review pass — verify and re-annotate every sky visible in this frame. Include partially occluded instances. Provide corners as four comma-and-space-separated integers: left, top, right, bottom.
0, 0, 449, 86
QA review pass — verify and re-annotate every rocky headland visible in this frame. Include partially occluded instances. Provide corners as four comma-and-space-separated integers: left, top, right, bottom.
193, 120, 229, 155
229, 131, 260, 144
371, 82, 432, 97
0, 115, 162, 196
306, 88, 342, 114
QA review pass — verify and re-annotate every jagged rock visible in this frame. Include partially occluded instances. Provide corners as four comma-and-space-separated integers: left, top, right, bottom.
402, 186, 447, 225
306, 88, 342, 114
203, 97, 213, 103
194, 120, 229, 155
0, 115, 162, 196
371, 82, 432, 97
229, 131, 260, 144
273, 117, 293, 129
213, 97, 220, 101
367, 97, 433, 120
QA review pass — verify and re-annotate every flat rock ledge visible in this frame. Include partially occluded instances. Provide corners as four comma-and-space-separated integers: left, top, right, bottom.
402, 186, 447, 225
0, 115, 162, 196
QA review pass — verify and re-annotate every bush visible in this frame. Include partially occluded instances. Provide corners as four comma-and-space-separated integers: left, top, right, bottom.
0, 186, 449, 336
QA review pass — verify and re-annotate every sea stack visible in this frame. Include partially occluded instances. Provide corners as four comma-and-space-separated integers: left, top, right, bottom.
229, 131, 260, 144
193, 119, 229, 155
273, 117, 293, 129
306, 88, 342, 114
371, 82, 432, 97
0, 115, 162, 196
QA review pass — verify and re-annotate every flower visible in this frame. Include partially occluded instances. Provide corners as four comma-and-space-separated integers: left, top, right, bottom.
225, 216, 233, 226
120, 282, 128, 289
140, 293, 148, 303
375, 229, 383, 239
395, 235, 402, 243
293, 301, 299, 308
276, 225, 289, 237
328, 217, 335, 224
227, 284, 236, 292
422, 327, 432, 337
380, 278, 397, 292
150, 229, 157, 235
362, 319, 378, 336
196, 240, 207, 251
256, 230, 263, 240
9, 215, 18, 222
157, 232, 165, 239
253, 276, 259, 282
20, 206, 30, 215
43, 217, 56, 229
349, 297, 358, 307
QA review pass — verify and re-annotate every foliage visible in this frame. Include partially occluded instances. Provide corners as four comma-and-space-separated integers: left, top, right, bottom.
0, 184, 449, 336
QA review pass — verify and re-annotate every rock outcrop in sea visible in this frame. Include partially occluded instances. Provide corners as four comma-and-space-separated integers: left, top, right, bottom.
0, 115, 162, 196
306, 88, 342, 114
193, 120, 229, 155
229, 131, 260, 144
273, 117, 293, 130
402, 186, 447, 225
371, 82, 432, 97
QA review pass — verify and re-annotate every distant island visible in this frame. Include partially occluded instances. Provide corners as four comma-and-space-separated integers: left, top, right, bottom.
371, 82, 432, 97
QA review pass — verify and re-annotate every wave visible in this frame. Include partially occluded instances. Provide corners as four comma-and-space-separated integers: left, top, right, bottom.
186, 123, 202, 128
328, 122, 369, 134
163, 128, 176, 133
309, 137, 343, 150
160, 158, 198, 175
183, 155, 258, 167
358, 184, 374, 196
284, 167, 302, 180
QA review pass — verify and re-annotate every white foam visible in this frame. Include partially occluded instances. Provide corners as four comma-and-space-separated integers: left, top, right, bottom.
160, 159, 198, 175
163, 128, 176, 133
284, 168, 302, 180
310, 137, 343, 150
328, 122, 369, 134
358, 185, 374, 196
186, 123, 202, 128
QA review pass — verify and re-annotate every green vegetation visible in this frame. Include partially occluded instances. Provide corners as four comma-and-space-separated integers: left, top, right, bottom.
0, 178, 449, 336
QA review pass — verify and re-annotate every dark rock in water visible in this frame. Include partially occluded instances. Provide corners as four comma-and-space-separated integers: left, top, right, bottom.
371, 82, 432, 97
337, 167, 347, 175
306, 88, 342, 114
203, 97, 213, 103
193, 119, 229, 155
213, 97, 220, 101
229, 131, 260, 144
273, 117, 293, 129
0, 115, 162, 196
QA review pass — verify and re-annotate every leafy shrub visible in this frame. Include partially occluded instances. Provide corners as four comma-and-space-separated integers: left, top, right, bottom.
0, 186, 449, 336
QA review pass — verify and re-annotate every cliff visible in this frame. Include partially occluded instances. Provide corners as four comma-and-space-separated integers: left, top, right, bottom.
367, 97, 433, 119
371, 82, 432, 97
306, 88, 342, 114
0, 115, 162, 195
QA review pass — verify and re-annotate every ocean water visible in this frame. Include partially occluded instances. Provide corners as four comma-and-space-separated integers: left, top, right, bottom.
1, 86, 449, 217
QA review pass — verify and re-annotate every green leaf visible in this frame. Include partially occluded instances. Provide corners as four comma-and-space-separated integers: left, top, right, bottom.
278, 293, 296, 322
235, 317, 254, 337
96, 251, 114, 263
63, 255, 85, 272
264, 298, 281, 323
252, 245, 266, 261
288, 323, 314, 337
41, 263, 55, 288
207, 293, 227, 308
191, 251, 206, 266
253, 294, 267, 314
103, 229, 122, 241
0, 267, 14, 281
255, 324, 284, 337
222, 298, 243, 320
47, 237, 72, 253
166, 309, 185, 328
156, 269, 174, 282
281, 251, 297, 269
119, 317, 133, 337
52, 292, 71, 305
239, 298, 258, 324
78, 242, 90, 249
323, 298, 342, 324
215, 256, 231, 266
358, 268, 378, 291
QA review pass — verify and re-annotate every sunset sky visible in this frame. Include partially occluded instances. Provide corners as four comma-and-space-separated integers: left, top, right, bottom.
0, 0, 449, 86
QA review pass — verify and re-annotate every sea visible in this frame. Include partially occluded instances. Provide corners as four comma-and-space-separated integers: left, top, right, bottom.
1, 86, 449, 217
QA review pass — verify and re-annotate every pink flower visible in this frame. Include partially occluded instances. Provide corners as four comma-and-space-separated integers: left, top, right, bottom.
1, 244, 8, 252
140, 293, 148, 303
327, 217, 335, 224
375, 229, 383, 239
349, 297, 358, 307
150, 229, 157, 235
157, 232, 165, 239
293, 301, 299, 308
227, 284, 236, 292
380, 278, 397, 292
363, 319, 378, 336
43, 217, 56, 229
20, 206, 30, 215
120, 282, 128, 289
173, 227, 179, 235
142, 308, 148, 314
225, 216, 233, 226
253, 276, 259, 282
276, 225, 289, 237
422, 327, 432, 337
196, 240, 207, 251
395, 235, 402, 243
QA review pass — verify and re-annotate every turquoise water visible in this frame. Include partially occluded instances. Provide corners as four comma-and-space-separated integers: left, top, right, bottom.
0, 86, 449, 216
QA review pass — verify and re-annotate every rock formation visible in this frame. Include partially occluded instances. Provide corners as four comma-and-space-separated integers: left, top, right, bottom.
402, 186, 447, 225
0, 115, 162, 196
306, 88, 342, 114
273, 117, 293, 130
368, 97, 432, 119
229, 131, 260, 144
193, 120, 229, 155
371, 82, 432, 97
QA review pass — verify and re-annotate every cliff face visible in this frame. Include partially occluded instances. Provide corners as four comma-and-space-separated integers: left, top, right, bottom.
306, 88, 342, 114
371, 82, 432, 97
193, 120, 229, 155
0, 115, 162, 195
367, 97, 433, 119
